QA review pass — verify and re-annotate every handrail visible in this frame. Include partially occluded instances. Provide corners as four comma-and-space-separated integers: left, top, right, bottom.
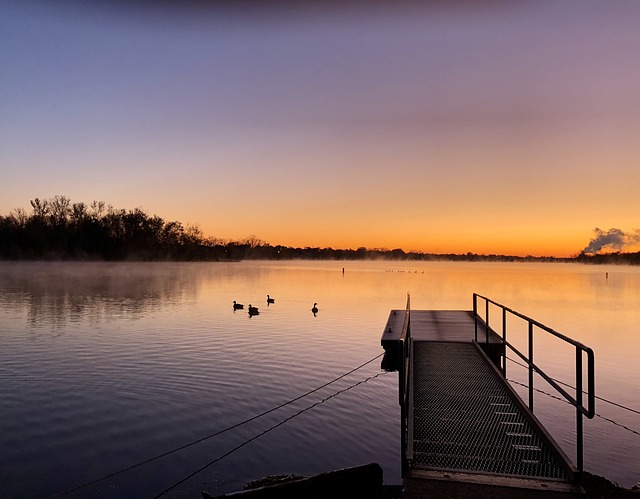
398, 293, 412, 470
473, 293, 595, 476
398, 293, 411, 405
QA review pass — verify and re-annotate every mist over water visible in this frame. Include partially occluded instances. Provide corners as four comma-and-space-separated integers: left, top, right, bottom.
1, 260, 639, 497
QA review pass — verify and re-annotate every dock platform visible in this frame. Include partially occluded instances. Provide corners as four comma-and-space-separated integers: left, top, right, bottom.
382, 300, 593, 498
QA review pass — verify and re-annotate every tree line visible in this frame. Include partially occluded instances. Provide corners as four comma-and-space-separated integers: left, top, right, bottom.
1, 196, 639, 263
0, 196, 223, 261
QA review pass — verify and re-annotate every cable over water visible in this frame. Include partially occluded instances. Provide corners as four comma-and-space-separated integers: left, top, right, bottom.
506, 355, 640, 416
505, 355, 640, 437
47, 352, 385, 499
153, 370, 391, 498
507, 378, 640, 437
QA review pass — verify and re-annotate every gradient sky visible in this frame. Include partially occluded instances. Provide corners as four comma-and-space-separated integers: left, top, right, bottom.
2, 1, 640, 257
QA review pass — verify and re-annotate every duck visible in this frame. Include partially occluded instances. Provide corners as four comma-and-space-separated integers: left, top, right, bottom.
248, 304, 260, 316
267, 295, 275, 304
311, 303, 318, 315
233, 301, 244, 310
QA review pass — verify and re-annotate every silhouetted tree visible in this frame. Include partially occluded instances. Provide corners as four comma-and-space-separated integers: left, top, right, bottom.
2, 195, 632, 264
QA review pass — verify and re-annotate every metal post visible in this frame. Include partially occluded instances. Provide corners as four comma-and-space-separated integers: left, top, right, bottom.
406, 336, 414, 464
400, 402, 407, 476
398, 339, 405, 406
502, 308, 507, 378
588, 349, 595, 418
473, 294, 478, 341
576, 346, 584, 478
485, 300, 490, 345
528, 322, 534, 411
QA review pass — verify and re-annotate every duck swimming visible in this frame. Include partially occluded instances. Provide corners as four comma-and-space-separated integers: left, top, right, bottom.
311, 303, 318, 315
267, 295, 275, 304
233, 301, 244, 310
248, 304, 260, 316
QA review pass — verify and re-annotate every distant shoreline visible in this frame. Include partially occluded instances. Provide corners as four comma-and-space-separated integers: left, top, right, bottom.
1, 253, 639, 265
2, 196, 639, 264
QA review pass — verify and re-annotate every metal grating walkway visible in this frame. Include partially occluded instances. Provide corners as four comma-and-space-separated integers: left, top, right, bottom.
412, 342, 569, 479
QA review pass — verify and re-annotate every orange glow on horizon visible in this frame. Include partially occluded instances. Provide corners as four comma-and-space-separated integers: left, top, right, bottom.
195, 218, 587, 258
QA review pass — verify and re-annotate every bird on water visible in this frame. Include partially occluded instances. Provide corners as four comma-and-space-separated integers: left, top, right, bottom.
233, 301, 244, 310
312, 303, 318, 316
267, 295, 275, 304
248, 304, 260, 316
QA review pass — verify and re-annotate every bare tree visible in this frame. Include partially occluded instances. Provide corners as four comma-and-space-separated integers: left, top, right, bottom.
9, 208, 28, 227
30, 197, 50, 220
90, 200, 106, 219
49, 195, 71, 226
242, 235, 266, 248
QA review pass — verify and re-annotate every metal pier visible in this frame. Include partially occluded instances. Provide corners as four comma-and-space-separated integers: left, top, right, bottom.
381, 295, 595, 498
413, 342, 567, 478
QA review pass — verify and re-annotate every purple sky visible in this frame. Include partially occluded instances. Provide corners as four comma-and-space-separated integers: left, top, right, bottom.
3, 1, 640, 256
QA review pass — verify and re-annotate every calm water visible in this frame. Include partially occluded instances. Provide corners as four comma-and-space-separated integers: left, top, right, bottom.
1, 260, 639, 497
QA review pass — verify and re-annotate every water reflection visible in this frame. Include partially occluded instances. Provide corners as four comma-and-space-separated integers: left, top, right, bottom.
0, 262, 202, 329
0, 260, 639, 494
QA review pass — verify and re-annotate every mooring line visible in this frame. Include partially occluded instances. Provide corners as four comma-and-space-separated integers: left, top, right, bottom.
507, 378, 640, 437
153, 370, 391, 498
47, 352, 385, 498
506, 355, 640, 416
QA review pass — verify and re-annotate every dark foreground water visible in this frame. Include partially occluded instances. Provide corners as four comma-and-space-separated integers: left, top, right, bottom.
1, 261, 639, 497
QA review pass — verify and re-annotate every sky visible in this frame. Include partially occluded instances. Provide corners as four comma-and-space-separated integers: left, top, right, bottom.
2, 1, 640, 257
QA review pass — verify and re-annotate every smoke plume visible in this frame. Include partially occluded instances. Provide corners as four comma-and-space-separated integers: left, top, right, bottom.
582, 227, 640, 254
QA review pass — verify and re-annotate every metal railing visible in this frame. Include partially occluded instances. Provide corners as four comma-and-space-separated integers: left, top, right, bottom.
398, 293, 413, 471
473, 293, 595, 476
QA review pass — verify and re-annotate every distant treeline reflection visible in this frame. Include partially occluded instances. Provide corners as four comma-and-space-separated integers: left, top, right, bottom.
1, 196, 639, 264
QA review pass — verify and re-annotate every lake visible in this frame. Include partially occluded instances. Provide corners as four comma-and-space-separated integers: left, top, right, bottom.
1, 260, 639, 497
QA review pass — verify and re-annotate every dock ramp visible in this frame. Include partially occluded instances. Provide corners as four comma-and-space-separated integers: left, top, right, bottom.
382, 296, 595, 498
